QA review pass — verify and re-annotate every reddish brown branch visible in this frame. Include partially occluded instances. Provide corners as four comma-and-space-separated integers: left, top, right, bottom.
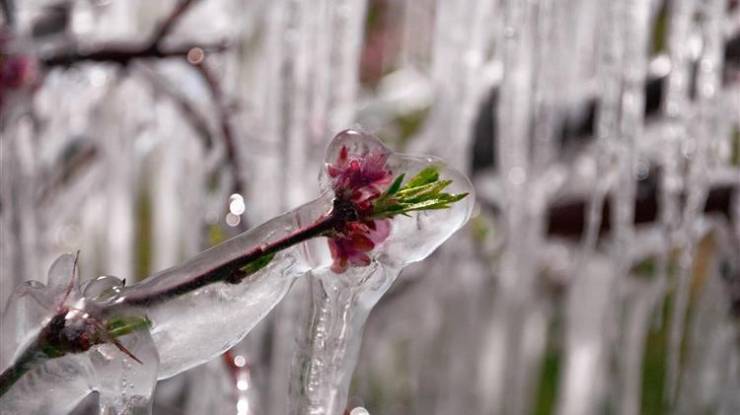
137, 65, 215, 150
41, 42, 228, 67
40, 0, 217, 68
117, 198, 359, 307
193, 61, 246, 203
150, 0, 198, 47
36, 0, 245, 222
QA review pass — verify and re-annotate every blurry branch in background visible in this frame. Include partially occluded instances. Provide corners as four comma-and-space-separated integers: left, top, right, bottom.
136, 64, 215, 150
149, 0, 197, 47
40, 0, 218, 67
37, 139, 98, 205
41, 42, 229, 67
27, 0, 248, 220
190, 59, 246, 210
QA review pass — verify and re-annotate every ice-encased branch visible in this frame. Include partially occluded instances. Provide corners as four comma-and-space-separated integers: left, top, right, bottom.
287, 139, 475, 414
0, 129, 474, 414
0, 195, 332, 412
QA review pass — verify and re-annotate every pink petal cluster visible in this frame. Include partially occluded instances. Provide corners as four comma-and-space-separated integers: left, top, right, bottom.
328, 220, 391, 273
327, 145, 393, 273
0, 32, 38, 112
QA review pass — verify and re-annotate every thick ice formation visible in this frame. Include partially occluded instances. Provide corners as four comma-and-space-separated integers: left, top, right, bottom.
289, 130, 473, 415
0, 254, 159, 414
0, 130, 473, 414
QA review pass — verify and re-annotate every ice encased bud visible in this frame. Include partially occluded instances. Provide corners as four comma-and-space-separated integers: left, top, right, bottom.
289, 130, 474, 414
0, 254, 93, 414
2, 129, 475, 412
1, 255, 159, 414
320, 129, 474, 267
378, 155, 473, 264
0, 253, 80, 372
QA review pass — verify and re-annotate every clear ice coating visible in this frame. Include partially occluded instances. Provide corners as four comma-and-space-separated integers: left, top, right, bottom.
0, 130, 473, 413
289, 131, 473, 415
0, 254, 159, 414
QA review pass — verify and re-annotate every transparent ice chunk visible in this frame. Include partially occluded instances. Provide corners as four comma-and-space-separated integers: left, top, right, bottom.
1, 130, 473, 414
289, 130, 474, 414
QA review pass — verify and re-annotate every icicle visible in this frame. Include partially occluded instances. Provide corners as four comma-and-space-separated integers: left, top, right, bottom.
556, 258, 616, 415
665, 0, 726, 405
617, 277, 667, 415
412, 0, 495, 171
288, 266, 399, 415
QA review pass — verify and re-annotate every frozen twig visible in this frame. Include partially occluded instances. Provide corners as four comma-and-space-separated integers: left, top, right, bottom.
0, 130, 474, 409
149, 0, 198, 48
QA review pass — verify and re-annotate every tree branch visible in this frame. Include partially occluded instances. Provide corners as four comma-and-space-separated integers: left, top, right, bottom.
41, 42, 228, 67
149, 0, 198, 47
191, 61, 246, 201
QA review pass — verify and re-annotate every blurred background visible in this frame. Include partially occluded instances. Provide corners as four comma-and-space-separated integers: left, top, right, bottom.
1, 0, 739, 414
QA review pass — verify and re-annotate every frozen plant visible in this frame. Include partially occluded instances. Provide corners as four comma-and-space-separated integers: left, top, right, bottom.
0, 129, 473, 414
289, 131, 474, 414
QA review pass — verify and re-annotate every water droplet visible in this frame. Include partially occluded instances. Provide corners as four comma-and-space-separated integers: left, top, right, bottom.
82, 275, 124, 303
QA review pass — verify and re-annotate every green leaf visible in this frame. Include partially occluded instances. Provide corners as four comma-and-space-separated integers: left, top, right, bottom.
443, 192, 469, 204
239, 252, 275, 277
399, 180, 452, 201
403, 166, 439, 189
106, 315, 152, 338
385, 174, 405, 196
370, 164, 468, 219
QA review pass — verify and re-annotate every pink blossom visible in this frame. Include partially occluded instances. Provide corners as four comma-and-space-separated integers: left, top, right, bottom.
328, 219, 391, 273
326, 145, 393, 273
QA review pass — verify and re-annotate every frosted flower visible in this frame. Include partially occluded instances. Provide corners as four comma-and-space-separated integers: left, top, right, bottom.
328, 145, 393, 214
325, 137, 468, 273
326, 145, 394, 273
0, 130, 470, 398
328, 218, 391, 273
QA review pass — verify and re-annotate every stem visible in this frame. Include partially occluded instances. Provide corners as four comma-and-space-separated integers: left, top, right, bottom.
149, 0, 197, 46
0, 198, 355, 397
120, 200, 349, 307
0, 339, 44, 397
40, 0, 214, 69
41, 43, 229, 67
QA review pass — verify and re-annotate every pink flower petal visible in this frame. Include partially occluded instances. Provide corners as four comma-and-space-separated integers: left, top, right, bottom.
368, 219, 391, 244
350, 234, 375, 252
331, 257, 349, 274
347, 253, 371, 267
